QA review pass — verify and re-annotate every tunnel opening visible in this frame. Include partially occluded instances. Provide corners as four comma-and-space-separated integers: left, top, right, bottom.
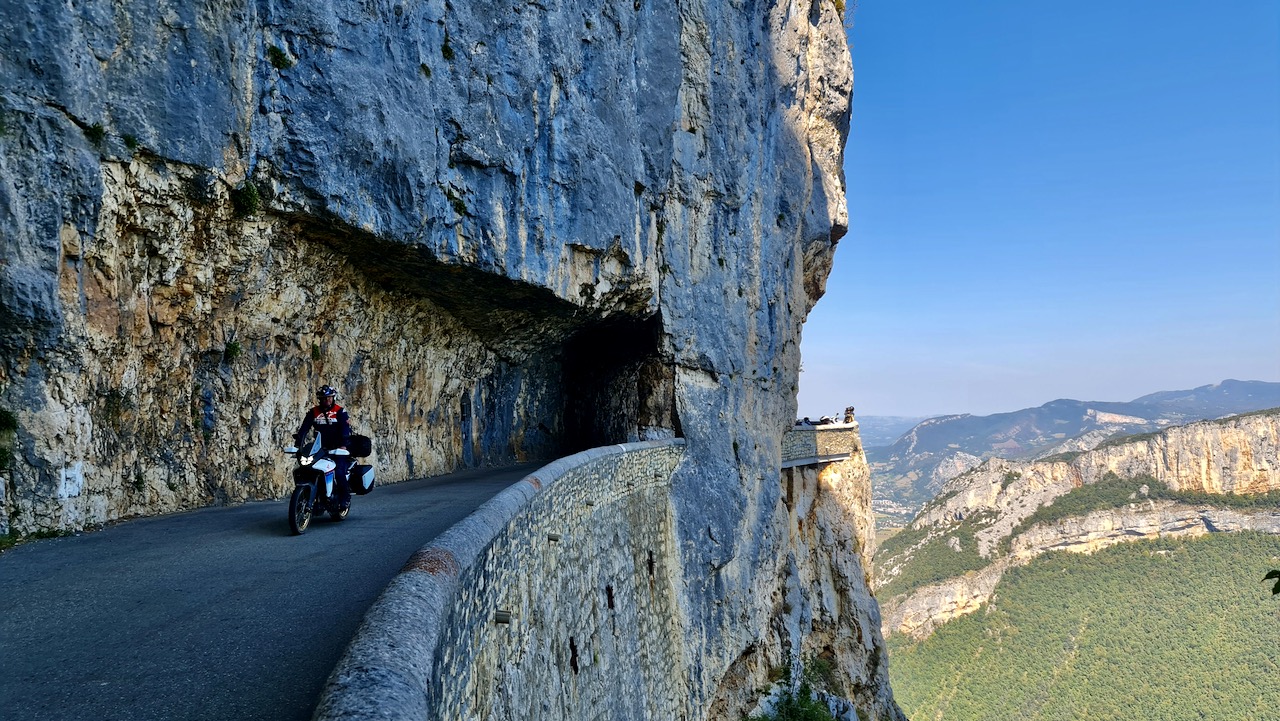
295, 214, 676, 469
560, 315, 679, 452
280, 216, 591, 472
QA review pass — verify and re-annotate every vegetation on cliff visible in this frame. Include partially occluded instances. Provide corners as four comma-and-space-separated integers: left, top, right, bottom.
748, 657, 841, 721
1008, 474, 1280, 542
748, 683, 835, 721
876, 473, 1280, 601
875, 511, 995, 599
886, 533, 1280, 720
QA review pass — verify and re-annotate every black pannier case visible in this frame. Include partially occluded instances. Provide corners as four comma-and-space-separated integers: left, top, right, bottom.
350, 464, 375, 495
348, 434, 373, 458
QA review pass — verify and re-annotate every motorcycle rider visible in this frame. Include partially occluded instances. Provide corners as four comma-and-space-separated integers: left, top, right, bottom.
293, 385, 352, 510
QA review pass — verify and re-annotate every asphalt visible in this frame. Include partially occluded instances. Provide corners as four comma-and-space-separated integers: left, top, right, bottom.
0, 464, 539, 721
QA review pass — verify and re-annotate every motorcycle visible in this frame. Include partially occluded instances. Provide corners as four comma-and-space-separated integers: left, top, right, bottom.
282, 434, 375, 535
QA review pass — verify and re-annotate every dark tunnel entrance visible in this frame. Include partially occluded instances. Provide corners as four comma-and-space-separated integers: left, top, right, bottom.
560, 315, 680, 453
299, 215, 680, 467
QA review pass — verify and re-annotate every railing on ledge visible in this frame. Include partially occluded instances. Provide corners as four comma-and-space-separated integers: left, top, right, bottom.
781, 423, 862, 468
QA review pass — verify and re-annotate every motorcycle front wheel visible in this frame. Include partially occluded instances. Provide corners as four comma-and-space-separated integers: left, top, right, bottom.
289, 485, 313, 535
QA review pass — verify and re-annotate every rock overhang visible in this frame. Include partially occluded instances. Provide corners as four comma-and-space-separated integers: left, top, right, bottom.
0, 0, 889, 716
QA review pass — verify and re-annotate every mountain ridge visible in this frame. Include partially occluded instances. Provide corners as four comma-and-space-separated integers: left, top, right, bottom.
869, 379, 1280, 519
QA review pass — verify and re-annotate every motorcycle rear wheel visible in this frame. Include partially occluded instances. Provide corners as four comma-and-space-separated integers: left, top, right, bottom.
289, 486, 313, 535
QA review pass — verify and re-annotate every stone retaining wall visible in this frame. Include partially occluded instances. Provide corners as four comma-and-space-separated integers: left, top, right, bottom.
314, 439, 687, 721
782, 424, 862, 466
783, 428, 819, 461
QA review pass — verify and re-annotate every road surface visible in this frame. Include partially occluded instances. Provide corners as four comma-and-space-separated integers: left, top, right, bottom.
0, 464, 538, 721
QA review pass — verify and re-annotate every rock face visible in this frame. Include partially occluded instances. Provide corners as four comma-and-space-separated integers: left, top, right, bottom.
915, 411, 1280, 537
1006, 501, 1280, 559
0, 0, 849, 529
1070, 412, 1280, 495
711, 445, 896, 719
882, 503, 1280, 640
880, 559, 1010, 641
876, 410, 1280, 640
1, 1, 900, 718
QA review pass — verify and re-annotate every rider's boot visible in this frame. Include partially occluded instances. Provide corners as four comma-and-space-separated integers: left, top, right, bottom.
337, 471, 352, 511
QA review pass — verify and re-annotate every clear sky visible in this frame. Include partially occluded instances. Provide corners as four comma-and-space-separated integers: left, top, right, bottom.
797, 0, 1280, 419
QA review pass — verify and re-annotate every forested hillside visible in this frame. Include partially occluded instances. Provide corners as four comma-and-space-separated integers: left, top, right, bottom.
886, 533, 1280, 721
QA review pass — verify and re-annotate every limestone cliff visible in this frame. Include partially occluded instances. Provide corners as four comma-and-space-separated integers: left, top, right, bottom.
1, 2, 900, 718
715, 433, 895, 718
876, 410, 1280, 640
914, 410, 1280, 537
881, 503, 1280, 640
866, 381, 1280, 511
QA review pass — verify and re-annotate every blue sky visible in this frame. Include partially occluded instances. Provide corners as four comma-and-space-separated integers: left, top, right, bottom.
798, 0, 1280, 418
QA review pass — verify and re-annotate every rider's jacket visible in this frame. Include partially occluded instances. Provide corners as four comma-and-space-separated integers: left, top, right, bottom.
294, 404, 351, 450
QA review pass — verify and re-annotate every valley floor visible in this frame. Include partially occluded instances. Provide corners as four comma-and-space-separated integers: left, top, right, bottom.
886, 532, 1280, 721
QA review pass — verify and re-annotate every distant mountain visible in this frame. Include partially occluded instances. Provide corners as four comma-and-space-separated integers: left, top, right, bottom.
1128, 378, 1280, 416
855, 416, 930, 448
868, 380, 1280, 515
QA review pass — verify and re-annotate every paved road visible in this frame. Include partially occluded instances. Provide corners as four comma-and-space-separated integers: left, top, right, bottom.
0, 464, 539, 721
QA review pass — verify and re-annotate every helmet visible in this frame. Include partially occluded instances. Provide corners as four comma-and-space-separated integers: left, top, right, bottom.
317, 385, 337, 400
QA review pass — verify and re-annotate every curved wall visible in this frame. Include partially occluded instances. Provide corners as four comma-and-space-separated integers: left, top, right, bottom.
314, 440, 688, 721
316, 430, 904, 721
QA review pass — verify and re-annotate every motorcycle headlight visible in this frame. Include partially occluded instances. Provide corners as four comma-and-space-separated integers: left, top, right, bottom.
301, 455, 314, 466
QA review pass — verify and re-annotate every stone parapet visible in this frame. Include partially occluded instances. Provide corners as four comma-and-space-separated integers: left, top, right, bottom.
781, 423, 862, 468
314, 439, 687, 721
